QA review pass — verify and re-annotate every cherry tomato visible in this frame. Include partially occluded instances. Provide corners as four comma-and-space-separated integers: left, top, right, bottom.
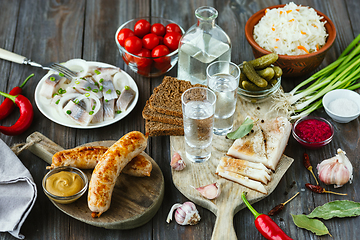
154, 59, 171, 73
134, 19, 151, 38
134, 48, 152, 68
163, 32, 182, 52
124, 36, 142, 54
142, 33, 160, 50
158, 36, 164, 45
166, 23, 182, 34
124, 53, 134, 64
151, 45, 170, 63
117, 28, 135, 47
151, 23, 166, 36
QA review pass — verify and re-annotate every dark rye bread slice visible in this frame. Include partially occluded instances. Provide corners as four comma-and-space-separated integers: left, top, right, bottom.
142, 100, 183, 126
148, 76, 205, 118
145, 120, 184, 136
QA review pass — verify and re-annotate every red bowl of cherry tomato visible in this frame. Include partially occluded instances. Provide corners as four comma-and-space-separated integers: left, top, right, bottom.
115, 17, 184, 77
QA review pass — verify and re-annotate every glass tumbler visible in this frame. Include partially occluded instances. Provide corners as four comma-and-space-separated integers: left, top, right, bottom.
207, 61, 240, 135
181, 87, 216, 163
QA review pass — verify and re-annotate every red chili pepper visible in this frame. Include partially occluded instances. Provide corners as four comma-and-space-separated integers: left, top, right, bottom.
0, 74, 33, 120
305, 183, 347, 196
241, 192, 293, 240
0, 91, 33, 135
303, 153, 319, 185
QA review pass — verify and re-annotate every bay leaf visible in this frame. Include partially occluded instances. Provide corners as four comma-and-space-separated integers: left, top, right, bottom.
226, 118, 254, 139
307, 200, 360, 220
291, 214, 330, 236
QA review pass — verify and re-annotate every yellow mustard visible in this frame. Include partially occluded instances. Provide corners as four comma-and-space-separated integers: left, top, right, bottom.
46, 171, 83, 197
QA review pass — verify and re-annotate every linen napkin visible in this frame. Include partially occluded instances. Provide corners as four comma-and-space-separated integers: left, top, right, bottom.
0, 138, 37, 239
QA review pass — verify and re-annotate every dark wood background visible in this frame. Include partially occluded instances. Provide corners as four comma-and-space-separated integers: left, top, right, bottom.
0, 0, 359, 239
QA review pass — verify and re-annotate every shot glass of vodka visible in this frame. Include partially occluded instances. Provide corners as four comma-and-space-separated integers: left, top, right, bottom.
181, 87, 216, 163
206, 61, 240, 135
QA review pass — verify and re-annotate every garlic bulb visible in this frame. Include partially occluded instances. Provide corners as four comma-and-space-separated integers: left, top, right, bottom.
166, 202, 201, 225
194, 182, 221, 200
317, 148, 353, 188
170, 152, 186, 171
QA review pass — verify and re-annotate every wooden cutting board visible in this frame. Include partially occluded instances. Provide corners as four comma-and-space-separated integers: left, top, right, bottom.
26, 132, 164, 229
170, 96, 294, 240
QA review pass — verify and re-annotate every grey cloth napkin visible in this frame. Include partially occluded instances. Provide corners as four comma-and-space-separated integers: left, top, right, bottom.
0, 138, 37, 239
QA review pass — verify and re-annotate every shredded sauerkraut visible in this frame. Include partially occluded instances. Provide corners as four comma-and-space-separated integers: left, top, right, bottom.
253, 2, 328, 55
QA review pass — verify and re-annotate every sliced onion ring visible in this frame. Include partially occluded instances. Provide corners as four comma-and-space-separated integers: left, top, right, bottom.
56, 92, 101, 125
62, 59, 90, 78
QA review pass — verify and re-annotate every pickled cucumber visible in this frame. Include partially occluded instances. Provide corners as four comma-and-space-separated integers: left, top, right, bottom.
239, 72, 248, 89
242, 61, 268, 88
256, 67, 275, 81
242, 80, 263, 91
248, 53, 279, 70
273, 66, 283, 78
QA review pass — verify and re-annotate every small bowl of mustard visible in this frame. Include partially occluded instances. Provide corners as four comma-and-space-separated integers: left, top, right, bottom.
42, 166, 88, 204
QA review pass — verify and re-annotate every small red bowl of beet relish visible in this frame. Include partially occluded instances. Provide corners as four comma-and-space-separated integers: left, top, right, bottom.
292, 116, 334, 149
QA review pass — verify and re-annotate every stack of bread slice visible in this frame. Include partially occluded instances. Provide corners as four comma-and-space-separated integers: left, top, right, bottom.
142, 76, 204, 136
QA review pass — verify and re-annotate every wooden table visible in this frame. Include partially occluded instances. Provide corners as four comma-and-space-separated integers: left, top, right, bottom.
0, 0, 359, 239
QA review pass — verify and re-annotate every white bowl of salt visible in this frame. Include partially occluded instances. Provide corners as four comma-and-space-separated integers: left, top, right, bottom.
323, 89, 360, 123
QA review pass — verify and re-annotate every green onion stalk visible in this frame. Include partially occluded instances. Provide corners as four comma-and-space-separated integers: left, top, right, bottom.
272, 34, 360, 121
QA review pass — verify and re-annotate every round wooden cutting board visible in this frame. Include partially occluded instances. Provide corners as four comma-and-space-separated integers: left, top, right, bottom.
26, 132, 164, 229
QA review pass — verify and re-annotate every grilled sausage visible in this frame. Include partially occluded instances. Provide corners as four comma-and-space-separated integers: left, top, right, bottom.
48, 146, 152, 177
88, 131, 148, 217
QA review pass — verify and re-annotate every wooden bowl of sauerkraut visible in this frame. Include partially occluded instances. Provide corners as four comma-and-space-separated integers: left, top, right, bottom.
245, 3, 336, 77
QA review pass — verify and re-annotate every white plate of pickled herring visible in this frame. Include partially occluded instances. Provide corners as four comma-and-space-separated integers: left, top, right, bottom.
35, 59, 138, 129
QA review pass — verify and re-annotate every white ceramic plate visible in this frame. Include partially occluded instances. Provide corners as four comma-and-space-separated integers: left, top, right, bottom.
35, 61, 138, 129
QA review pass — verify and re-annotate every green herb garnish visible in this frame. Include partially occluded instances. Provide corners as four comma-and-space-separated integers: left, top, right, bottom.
226, 118, 254, 139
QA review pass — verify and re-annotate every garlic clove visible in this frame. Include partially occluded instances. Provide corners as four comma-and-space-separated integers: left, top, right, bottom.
194, 182, 221, 200
170, 152, 186, 171
166, 202, 201, 225
317, 148, 353, 188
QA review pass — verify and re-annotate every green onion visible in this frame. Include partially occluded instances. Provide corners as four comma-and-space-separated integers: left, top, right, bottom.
52, 93, 58, 97
55, 99, 60, 105
105, 99, 108, 102
58, 88, 66, 94
50, 76, 56, 81
125, 85, 130, 90
116, 110, 122, 114
89, 111, 94, 115
116, 90, 121, 95
99, 78, 104, 83
99, 86, 103, 91
92, 89, 99, 93
66, 110, 72, 114
73, 99, 80, 104
59, 73, 65, 77
85, 93, 90, 97
92, 105, 95, 110
273, 34, 360, 121
106, 89, 111, 94
95, 70, 101, 75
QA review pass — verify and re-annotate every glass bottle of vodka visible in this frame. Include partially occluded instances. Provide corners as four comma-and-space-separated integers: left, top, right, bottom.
177, 6, 232, 85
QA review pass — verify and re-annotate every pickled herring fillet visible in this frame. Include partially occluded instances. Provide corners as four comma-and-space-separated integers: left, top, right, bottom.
116, 87, 135, 111
102, 80, 118, 101
91, 98, 104, 123
216, 164, 267, 194
227, 122, 268, 166
258, 117, 291, 171
218, 156, 271, 184
73, 78, 103, 98
63, 100, 93, 125
103, 99, 115, 121
40, 74, 67, 99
